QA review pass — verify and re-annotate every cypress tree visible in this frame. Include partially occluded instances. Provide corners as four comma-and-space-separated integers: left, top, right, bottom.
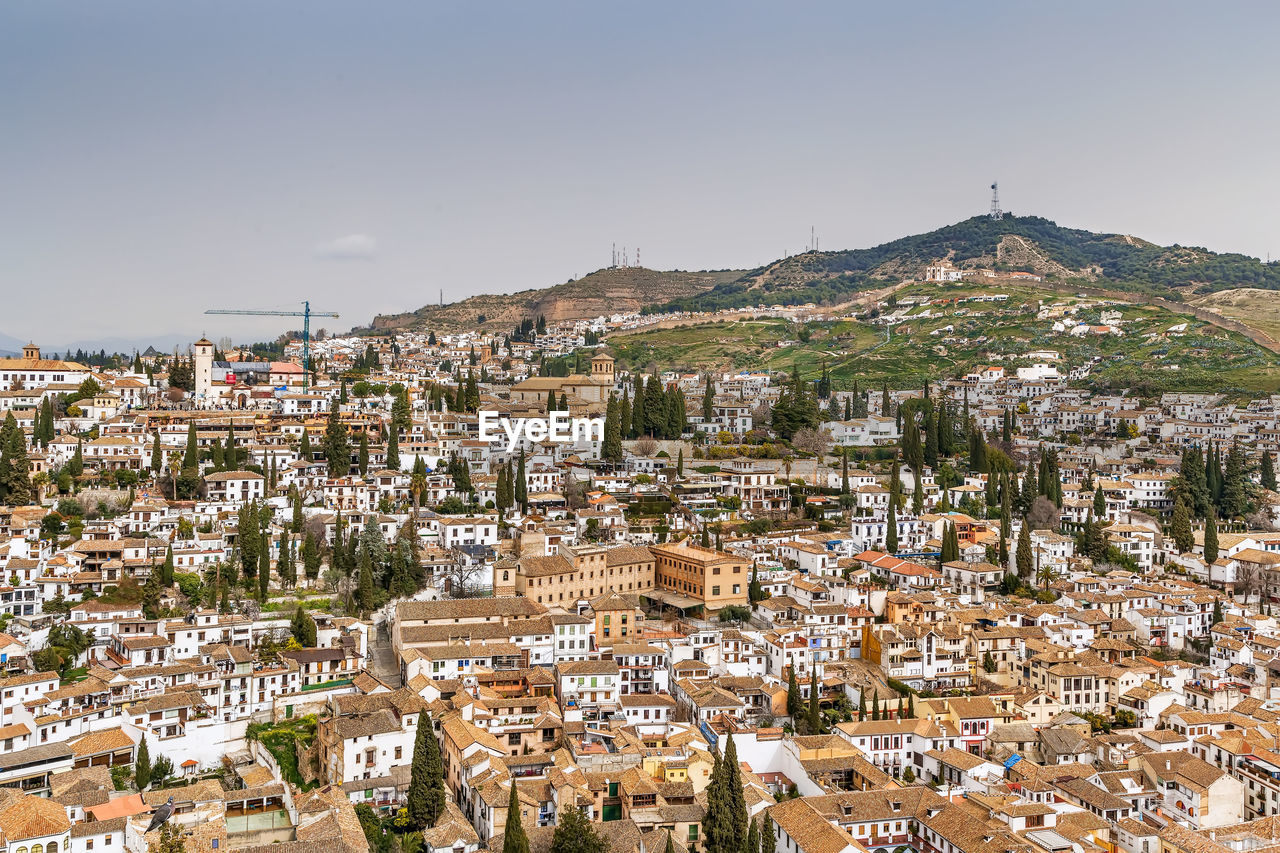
182, 421, 199, 471
871, 689, 881, 721
602, 394, 623, 463
1016, 522, 1032, 580
323, 399, 351, 476
503, 781, 529, 853
151, 433, 162, 475
299, 427, 312, 461
786, 666, 801, 718
258, 535, 270, 601
386, 426, 400, 471
703, 375, 715, 420
135, 735, 152, 790
357, 547, 375, 615
722, 734, 748, 852
857, 690, 867, 721
886, 497, 898, 554
1094, 483, 1106, 518
515, 451, 528, 513
358, 432, 369, 475
1171, 499, 1194, 554
162, 545, 174, 586
807, 670, 821, 733
407, 715, 445, 828
1264, 452, 1277, 493
1204, 510, 1220, 564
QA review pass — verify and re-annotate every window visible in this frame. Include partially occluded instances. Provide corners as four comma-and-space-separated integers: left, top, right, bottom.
712, 586, 720, 596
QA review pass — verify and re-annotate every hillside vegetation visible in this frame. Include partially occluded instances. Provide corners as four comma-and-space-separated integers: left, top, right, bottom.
367, 267, 742, 333
612, 281, 1280, 395
652, 215, 1280, 314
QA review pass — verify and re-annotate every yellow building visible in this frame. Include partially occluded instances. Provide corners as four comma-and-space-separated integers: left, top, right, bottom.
650, 540, 749, 614
515, 543, 655, 608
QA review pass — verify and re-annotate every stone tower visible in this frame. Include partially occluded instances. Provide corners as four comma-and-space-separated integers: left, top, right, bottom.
193, 338, 214, 399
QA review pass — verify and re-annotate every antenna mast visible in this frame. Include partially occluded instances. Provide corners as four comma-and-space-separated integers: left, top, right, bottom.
990, 182, 1002, 220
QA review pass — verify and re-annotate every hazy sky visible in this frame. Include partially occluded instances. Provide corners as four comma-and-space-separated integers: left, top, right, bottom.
4, 1, 1279, 347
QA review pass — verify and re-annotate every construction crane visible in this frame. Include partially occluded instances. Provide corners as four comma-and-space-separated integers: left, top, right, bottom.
204, 301, 339, 390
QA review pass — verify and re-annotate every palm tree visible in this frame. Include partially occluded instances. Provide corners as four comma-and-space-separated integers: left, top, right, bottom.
1036, 557, 1056, 591
167, 457, 183, 501
410, 472, 426, 536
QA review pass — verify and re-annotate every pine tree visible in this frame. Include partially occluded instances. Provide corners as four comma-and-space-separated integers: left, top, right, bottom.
1016, 522, 1032, 580
1204, 510, 1220, 564
135, 735, 152, 790
503, 781, 529, 853
549, 806, 608, 853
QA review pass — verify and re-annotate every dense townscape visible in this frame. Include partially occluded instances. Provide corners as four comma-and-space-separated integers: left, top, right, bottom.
0, 291, 1278, 853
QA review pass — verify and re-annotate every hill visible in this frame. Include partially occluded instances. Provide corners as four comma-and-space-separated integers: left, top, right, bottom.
367, 267, 743, 333
611, 281, 1280, 395
652, 215, 1280, 314
1192, 288, 1280, 345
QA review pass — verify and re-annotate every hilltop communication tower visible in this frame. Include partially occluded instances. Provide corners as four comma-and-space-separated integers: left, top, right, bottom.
990, 182, 1003, 220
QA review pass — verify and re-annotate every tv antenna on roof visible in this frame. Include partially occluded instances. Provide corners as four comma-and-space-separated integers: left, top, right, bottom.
990, 182, 1003, 220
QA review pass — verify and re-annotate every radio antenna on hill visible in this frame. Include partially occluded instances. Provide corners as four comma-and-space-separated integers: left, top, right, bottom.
990, 182, 1003, 220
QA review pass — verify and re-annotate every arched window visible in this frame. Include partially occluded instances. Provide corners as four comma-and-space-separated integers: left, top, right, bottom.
32, 843, 43, 853
47, 841, 58, 853
16, 844, 28, 853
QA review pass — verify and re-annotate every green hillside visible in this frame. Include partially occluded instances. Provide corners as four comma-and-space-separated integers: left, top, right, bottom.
613, 282, 1280, 395
651, 215, 1280, 314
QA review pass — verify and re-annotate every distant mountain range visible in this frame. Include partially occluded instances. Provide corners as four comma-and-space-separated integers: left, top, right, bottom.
369, 214, 1280, 329
0, 331, 197, 358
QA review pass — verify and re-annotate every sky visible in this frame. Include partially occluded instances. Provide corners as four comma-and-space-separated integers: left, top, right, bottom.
3, 1, 1280, 348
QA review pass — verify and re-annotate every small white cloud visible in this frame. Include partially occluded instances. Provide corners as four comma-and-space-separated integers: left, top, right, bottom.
314, 233, 377, 261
